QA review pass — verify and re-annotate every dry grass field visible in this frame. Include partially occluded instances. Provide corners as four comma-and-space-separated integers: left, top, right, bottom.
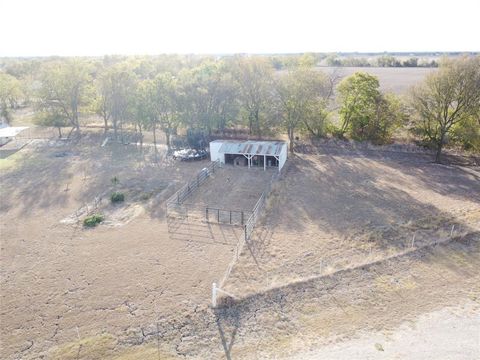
1, 125, 479, 358
0, 132, 242, 359
321, 66, 437, 94
225, 147, 480, 295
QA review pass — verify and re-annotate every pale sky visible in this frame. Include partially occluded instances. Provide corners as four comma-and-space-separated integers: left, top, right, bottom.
0, 0, 478, 56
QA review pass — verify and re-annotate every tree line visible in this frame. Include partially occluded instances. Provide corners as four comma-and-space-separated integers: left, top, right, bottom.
0, 54, 479, 162
326, 54, 439, 68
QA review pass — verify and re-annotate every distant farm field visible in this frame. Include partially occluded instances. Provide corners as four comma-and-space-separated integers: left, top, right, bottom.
320, 66, 437, 94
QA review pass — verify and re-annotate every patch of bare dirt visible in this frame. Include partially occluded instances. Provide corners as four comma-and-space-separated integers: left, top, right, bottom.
2, 138, 479, 359
224, 151, 480, 297
0, 134, 238, 359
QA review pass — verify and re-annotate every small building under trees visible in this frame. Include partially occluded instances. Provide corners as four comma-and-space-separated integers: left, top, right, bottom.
0, 126, 28, 146
209, 140, 288, 171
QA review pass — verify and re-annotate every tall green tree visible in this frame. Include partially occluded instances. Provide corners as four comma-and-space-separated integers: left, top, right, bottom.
107, 65, 137, 141
36, 60, 93, 135
338, 72, 405, 143
0, 73, 23, 124
134, 79, 158, 152
275, 67, 330, 152
411, 56, 480, 162
179, 61, 238, 137
232, 57, 274, 136
153, 73, 181, 150
34, 110, 69, 138
338, 72, 381, 137
451, 115, 480, 152
94, 67, 114, 134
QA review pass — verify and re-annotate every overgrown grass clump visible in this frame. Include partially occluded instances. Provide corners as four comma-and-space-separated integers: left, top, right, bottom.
110, 192, 125, 203
83, 214, 104, 227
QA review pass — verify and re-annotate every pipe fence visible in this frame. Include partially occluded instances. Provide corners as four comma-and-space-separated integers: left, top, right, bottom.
166, 160, 220, 211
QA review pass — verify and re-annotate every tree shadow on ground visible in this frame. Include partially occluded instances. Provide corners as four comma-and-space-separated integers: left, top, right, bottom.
0, 143, 74, 215
212, 235, 479, 359
0, 132, 211, 220
264, 150, 480, 253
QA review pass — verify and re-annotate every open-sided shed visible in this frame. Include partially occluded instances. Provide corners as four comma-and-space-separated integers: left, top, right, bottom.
209, 140, 287, 171
0, 126, 29, 146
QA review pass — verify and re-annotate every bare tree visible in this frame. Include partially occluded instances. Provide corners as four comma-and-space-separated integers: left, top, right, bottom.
411, 56, 480, 162
275, 67, 330, 152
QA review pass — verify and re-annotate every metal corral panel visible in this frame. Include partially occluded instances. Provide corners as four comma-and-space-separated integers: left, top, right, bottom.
216, 140, 286, 156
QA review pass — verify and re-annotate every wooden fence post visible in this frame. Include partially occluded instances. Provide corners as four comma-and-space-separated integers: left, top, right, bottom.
206, 208, 209, 221
217, 209, 220, 223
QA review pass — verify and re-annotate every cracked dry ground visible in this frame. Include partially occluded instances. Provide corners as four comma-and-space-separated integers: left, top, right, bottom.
0, 139, 242, 359
1, 143, 480, 359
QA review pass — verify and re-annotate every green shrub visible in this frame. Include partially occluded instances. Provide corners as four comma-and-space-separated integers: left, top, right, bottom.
326, 123, 345, 139
110, 192, 125, 203
111, 176, 119, 186
83, 214, 104, 227
140, 192, 153, 201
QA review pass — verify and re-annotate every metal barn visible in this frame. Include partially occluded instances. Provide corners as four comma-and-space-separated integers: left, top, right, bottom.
209, 140, 288, 171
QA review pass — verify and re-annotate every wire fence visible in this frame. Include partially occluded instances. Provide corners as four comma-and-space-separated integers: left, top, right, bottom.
218, 170, 282, 290
166, 202, 252, 226
164, 160, 284, 294
244, 170, 280, 241
165, 160, 255, 228
166, 160, 220, 211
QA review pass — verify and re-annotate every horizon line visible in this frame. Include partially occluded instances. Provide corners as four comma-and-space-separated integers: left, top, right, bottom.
1, 51, 479, 59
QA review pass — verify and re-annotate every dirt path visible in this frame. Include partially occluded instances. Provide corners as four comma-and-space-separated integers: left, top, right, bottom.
294, 301, 479, 360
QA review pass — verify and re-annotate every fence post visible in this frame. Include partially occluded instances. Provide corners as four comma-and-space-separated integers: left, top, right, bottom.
217, 209, 220, 223
206, 208, 209, 221
230, 211, 232, 224
177, 193, 180, 204
212, 283, 217, 308
241, 211, 244, 225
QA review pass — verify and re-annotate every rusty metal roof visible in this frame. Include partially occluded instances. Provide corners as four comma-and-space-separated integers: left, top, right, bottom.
213, 140, 287, 156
